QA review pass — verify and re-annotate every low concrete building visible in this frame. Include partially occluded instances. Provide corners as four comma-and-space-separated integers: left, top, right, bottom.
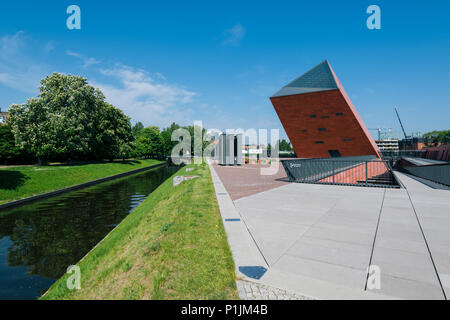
376, 139, 399, 151
218, 133, 243, 166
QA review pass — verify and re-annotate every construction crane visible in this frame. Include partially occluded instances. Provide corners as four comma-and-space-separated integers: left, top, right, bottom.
394, 107, 408, 140
368, 127, 392, 140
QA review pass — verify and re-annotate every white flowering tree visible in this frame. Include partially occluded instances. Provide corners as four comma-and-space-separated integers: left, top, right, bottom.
8, 73, 133, 165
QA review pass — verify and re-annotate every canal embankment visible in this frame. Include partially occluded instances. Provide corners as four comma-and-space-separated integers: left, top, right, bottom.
41, 162, 238, 300
0, 159, 164, 209
0, 164, 178, 299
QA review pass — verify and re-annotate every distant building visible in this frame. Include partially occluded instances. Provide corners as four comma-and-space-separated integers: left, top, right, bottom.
0, 108, 8, 125
398, 137, 425, 151
376, 139, 399, 151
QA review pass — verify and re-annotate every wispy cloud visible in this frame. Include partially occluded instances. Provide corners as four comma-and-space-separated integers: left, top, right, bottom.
0, 31, 48, 94
222, 23, 246, 46
66, 50, 101, 68
93, 65, 196, 126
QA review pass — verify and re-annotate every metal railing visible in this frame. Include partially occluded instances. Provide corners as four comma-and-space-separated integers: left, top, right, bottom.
380, 150, 427, 160
281, 158, 400, 188
398, 163, 450, 187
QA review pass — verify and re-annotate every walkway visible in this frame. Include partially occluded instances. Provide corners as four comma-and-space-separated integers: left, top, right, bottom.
209, 160, 450, 299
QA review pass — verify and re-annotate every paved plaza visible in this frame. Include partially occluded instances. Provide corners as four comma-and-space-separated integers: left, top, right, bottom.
209, 161, 450, 299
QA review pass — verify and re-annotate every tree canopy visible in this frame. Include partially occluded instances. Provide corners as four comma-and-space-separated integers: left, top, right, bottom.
423, 130, 450, 147
8, 73, 134, 163
134, 127, 164, 159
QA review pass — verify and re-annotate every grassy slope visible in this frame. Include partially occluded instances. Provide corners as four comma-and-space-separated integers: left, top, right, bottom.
41, 162, 238, 300
0, 160, 162, 204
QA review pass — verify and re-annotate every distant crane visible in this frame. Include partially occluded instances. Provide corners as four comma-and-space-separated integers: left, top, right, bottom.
368, 127, 392, 140
394, 107, 408, 140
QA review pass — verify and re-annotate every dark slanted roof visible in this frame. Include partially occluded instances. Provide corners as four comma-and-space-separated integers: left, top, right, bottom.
271, 60, 338, 98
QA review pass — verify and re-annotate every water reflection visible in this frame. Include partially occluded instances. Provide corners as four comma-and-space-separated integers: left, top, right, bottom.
0, 165, 178, 300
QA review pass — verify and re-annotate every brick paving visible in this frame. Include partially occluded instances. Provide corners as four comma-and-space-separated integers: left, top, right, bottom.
212, 162, 289, 200
236, 280, 315, 300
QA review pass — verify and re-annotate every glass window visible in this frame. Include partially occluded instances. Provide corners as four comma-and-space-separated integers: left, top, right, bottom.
328, 150, 341, 157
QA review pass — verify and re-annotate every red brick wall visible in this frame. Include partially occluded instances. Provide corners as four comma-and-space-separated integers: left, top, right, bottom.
270, 89, 380, 159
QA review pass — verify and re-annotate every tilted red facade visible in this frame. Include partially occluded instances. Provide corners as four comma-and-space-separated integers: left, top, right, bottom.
270, 60, 381, 159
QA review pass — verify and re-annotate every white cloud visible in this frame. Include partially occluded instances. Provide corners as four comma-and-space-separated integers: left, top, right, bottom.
66, 50, 101, 68
0, 31, 47, 93
222, 23, 246, 46
93, 65, 196, 127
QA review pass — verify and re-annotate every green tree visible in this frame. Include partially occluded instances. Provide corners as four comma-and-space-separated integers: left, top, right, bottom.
8, 73, 133, 164
134, 127, 164, 159
94, 103, 134, 160
423, 130, 450, 147
131, 122, 144, 137
0, 125, 21, 163
160, 122, 181, 156
279, 139, 293, 151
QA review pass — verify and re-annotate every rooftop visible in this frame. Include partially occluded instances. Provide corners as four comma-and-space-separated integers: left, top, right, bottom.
271, 60, 338, 98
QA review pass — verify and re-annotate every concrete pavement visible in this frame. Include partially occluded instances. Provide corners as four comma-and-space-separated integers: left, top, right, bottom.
209, 160, 450, 299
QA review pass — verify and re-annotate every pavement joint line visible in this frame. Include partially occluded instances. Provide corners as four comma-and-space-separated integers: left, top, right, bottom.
404, 185, 448, 300
235, 207, 270, 269
364, 188, 386, 291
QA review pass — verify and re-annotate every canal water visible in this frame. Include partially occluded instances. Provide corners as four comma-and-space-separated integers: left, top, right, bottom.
0, 165, 179, 300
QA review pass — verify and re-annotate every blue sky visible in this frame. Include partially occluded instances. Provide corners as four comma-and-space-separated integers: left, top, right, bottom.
0, 0, 449, 140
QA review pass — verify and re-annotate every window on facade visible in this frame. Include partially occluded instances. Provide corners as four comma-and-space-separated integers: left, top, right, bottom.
343, 138, 352, 141
314, 141, 324, 144
328, 150, 342, 157
318, 128, 326, 131
320, 115, 329, 119
300, 129, 308, 133
309, 114, 316, 118
336, 112, 344, 116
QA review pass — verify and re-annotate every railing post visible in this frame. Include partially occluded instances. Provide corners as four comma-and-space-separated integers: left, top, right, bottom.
332, 161, 335, 184
365, 161, 368, 186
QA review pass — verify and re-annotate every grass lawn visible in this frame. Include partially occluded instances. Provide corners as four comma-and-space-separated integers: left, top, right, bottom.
41, 162, 238, 300
0, 159, 163, 205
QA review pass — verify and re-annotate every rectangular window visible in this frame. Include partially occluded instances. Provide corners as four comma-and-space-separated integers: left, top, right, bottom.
300, 129, 308, 133
320, 115, 329, 119
318, 128, 326, 131
314, 141, 324, 144
309, 114, 316, 118
328, 150, 342, 157
343, 138, 352, 141
336, 112, 344, 116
